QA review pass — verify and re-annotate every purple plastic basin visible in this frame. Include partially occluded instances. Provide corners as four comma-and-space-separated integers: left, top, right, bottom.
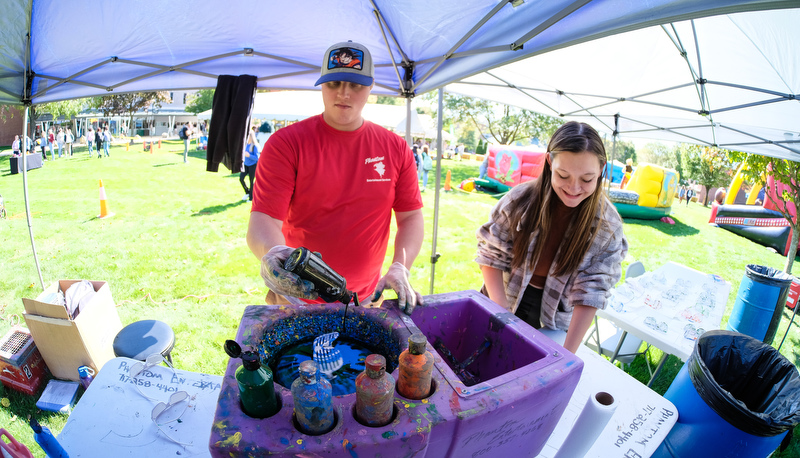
209, 290, 583, 457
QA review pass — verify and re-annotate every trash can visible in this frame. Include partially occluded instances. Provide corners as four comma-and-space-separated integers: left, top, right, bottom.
652, 330, 800, 457
727, 264, 793, 343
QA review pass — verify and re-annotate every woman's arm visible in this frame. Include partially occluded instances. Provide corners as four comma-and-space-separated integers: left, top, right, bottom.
481, 265, 510, 310
563, 304, 597, 353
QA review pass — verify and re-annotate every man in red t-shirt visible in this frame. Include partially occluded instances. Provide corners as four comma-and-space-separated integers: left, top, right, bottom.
247, 40, 425, 314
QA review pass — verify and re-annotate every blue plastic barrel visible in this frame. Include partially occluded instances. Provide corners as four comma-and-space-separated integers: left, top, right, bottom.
726, 264, 792, 342
652, 331, 800, 457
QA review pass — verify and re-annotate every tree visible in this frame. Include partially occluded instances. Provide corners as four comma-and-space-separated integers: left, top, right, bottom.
728, 151, 800, 273
185, 89, 214, 114
374, 95, 403, 106
37, 99, 88, 122
680, 145, 734, 206
602, 138, 636, 165
93, 92, 170, 130
427, 93, 562, 146
637, 142, 683, 178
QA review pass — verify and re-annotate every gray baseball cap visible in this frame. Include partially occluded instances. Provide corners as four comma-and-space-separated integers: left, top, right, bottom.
315, 41, 374, 87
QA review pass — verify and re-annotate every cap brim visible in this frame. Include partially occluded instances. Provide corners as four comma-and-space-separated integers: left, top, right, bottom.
315, 73, 374, 87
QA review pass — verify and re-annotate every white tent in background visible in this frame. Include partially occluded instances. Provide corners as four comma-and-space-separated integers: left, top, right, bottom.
394, 113, 455, 142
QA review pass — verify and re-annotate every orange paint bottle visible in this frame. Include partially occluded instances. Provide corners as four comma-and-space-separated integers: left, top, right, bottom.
397, 333, 434, 400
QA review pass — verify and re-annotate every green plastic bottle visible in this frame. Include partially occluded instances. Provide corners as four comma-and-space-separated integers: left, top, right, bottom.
226, 340, 278, 418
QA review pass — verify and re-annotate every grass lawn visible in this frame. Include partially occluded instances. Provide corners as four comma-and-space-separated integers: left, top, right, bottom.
1, 143, 798, 456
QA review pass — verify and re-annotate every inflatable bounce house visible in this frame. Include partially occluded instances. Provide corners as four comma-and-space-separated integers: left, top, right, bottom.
473, 145, 547, 193
608, 164, 679, 219
472, 146, 625, 194
710, 164, 798, 256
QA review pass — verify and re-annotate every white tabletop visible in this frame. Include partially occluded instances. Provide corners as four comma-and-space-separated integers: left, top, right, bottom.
537, 345, 678, 458
597, 261, 731, 361
57, 351, 673, 457
58, 357, 222, 457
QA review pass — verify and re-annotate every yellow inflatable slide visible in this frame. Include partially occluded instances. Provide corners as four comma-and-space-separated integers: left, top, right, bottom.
609, 164, 679, 219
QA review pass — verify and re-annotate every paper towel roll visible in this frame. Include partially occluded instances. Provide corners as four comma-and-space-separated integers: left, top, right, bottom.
553, 391, 617, 458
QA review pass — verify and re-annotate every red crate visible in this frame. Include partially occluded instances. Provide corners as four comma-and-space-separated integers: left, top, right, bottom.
786, 278, 800, 311
0, 326, 48, 395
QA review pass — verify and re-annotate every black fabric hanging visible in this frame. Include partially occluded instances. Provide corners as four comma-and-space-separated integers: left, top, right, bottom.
206, 74, 257, 173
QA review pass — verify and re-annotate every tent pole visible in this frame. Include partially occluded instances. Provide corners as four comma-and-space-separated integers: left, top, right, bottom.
405, 98, 412, 146
608, 113, 619, 193
429, 88, 444, 294
21, 106, 46, 291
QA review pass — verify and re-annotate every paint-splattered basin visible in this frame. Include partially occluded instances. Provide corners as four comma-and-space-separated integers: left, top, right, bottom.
209, 290, 583, 457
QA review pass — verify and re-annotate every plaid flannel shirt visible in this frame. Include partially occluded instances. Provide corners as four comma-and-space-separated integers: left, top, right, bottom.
476, 183, 628, 330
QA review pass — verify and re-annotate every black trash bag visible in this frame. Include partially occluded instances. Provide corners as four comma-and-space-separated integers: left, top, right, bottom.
688, 330, 800, 437
745, 264, 794, 287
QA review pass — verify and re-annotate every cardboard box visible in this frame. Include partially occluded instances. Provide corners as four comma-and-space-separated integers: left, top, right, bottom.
22, 280, 123, 381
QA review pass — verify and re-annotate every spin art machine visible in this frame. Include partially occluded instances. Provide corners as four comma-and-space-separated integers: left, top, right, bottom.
210, 290, 583, 457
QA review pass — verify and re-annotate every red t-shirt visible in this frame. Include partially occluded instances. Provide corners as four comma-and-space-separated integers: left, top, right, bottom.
251, 114, 422, 301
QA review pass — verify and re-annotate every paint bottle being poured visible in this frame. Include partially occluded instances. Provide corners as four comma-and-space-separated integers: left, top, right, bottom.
284, 247, 353, 304
224, 340, 279, 418
397, 333, 434, 399
291, 360, 335, 435
355, 354, 396, 427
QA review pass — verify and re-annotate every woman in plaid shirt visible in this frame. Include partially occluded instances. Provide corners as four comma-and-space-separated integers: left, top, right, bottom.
476, 121, 628, 353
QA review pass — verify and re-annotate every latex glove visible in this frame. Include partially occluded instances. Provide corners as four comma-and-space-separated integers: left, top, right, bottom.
260, 245, 318, 301
369, 262, 423, 315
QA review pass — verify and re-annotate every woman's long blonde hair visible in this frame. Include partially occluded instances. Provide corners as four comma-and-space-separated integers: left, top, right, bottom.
508, 121, 607, 276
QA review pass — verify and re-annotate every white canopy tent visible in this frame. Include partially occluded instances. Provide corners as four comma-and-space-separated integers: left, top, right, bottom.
447, 8, 800, 160
2, 0, 797, 291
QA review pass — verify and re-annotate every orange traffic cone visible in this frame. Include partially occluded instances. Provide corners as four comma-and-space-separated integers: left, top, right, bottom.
149, 141, 153, 154
98, 179, 114, 219
444, 170, 452, 191
142, 141, 146, 151
126, 142, 129, 151
158, 139, 162, 149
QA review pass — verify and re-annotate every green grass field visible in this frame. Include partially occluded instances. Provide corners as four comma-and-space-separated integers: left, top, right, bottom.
1, 141, 798, 456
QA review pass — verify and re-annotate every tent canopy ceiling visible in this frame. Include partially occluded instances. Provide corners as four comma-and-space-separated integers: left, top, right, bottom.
1, 0, 797, 159
447, 8, 800, 160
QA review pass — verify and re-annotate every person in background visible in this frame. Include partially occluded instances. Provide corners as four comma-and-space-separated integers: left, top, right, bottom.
47, 127, 55, 160
56, 128, 65, 158
412, 145, 421, 181
11, 135, 20, 157
102, 126, 112, 157
685, 186, 693, 206
247, 40, 424, 315
420, 145, 432, 192
240, 126, 261, 202
476, 121, 628, 354
94, 127, 103, 158
65, 128, 74, 156
181, 122, 192, 163
37, 133, 47, 159
86, 126, 94, 157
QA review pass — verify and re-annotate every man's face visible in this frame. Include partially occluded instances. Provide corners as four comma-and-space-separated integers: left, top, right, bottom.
321, 80, 372, 131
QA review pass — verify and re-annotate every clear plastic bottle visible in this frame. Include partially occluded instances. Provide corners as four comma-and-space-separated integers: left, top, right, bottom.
355, 354, 395, 427
397, 333, 434, 399
291, 360, 334, 435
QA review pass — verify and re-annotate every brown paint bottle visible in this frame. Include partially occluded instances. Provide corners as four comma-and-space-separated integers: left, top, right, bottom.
355, 354, 396, 427
397, 333, 434, 400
